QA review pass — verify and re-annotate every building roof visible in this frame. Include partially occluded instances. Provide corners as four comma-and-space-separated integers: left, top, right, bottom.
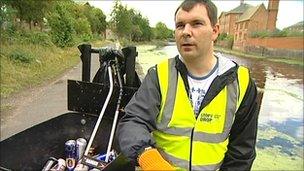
287, 21, 304, 28
219, 12, 227, 19
227, 3, 253, 14
236, 4, 265, 23
284, 21, 304, 30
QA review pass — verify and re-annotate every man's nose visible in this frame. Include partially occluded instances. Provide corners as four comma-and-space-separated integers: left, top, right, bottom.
182, 24, 192, 37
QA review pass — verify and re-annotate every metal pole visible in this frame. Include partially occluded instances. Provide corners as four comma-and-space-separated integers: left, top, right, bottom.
105, 58, 123, 163
84, 64, 114, 156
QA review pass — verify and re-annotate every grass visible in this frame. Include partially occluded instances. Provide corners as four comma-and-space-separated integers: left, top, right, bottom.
215, 46, 304, 67
0, 39, 111, 99
0, 42, 79, 98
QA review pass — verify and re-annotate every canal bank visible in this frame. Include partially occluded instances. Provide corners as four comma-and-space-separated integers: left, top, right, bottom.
215, 46, 304, 67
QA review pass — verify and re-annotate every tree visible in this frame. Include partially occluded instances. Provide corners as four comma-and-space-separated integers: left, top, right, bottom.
6, 0, 52, 30
110, 1, 152, 42
153, 22, 173, 40
130, 10, 152, 41
83, 3, 107, 35
0, 2, 17, 31
47, 1, 75, 47
110, 0, 133, 39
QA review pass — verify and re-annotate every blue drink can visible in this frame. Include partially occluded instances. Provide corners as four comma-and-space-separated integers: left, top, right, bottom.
95, 150, 116, 163
65, 140, 77, 170
65, 140, 76, 158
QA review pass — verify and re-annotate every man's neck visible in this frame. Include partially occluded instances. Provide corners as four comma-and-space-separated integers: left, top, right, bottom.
183, 51, 217, 78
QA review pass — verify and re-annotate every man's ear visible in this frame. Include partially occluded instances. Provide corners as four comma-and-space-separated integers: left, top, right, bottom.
212, 23, 220, 41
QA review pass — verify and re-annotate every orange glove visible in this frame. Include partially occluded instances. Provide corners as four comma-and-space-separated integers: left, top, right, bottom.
138, 148, 175, 170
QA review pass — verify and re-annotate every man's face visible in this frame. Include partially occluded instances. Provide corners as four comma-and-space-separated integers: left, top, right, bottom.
175, 4, 219, 60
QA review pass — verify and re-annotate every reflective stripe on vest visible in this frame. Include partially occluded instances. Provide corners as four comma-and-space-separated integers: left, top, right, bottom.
153, 58, 250, 170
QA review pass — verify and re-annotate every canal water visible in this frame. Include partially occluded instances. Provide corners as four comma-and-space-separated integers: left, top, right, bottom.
160, 44, 304, 170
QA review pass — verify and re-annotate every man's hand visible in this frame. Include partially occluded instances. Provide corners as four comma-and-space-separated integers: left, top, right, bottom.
138, 148, 175, 170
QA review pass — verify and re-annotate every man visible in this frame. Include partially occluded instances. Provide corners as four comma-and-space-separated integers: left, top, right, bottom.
117, 0, 259, 170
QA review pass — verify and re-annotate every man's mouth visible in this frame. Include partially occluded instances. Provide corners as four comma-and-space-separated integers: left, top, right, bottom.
182, 43, 194, 47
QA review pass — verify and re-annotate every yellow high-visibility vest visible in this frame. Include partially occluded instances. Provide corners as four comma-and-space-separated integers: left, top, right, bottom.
152, 58, 250, 170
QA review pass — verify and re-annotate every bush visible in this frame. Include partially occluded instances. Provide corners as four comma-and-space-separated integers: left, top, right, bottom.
217, 33, 228, 41
119, 37, 133, 47
250, 31, 270, 38
9, 50, 35, 63
269, 29, 288, 37
226, 35, 234, 49
1, 29, 53, 46
28, 31, 53, 46
286, 30, 303, 37
80, 33, 93, 42
47, 2, 75, 47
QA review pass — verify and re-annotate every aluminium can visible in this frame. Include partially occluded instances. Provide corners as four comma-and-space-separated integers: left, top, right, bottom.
66, 158, 76, 171
65, 140, 76, 158
76, 138, 87, 160
42, 157, 57, 171
50, 158, 66, 171
95, 150, 116, 163
74, 162, 89, 171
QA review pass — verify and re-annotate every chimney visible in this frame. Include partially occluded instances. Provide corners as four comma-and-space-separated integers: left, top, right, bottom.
240, 0, 244, 5
266, 0, 280, 31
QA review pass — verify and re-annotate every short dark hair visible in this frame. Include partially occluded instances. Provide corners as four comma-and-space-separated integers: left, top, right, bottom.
174, 0, 218, 26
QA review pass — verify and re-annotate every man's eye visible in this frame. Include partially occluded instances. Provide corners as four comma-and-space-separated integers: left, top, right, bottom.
193, 22, 203, 27
176, 24, 184, 29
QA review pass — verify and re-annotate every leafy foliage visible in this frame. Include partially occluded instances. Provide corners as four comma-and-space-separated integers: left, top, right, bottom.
131, 10, 152, 41
9, 50, 35, 63
216, 33, 234, 49
0, 2, 17, 30
110, 1, 133, 39
3, 0, 52, 29
83, 4, 107, 35
46, 1, 75, 47
153, 22, 173, 40
110, 0, 160, 42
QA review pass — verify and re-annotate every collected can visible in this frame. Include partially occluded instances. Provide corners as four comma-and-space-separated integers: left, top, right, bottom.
42, 157, 57, 171
89, 168, 101, 171
65, 140, 77, 158
65, 140, 77, 170
95, 150, 117, 163
76, 138, 87, 160
66, 158, 76, 171
74, 161, 89, 171
88, 147, 97, 156
50, 158, 66, 171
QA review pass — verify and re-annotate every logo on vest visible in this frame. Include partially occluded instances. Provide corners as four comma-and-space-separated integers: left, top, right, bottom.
200, 113, 221, 123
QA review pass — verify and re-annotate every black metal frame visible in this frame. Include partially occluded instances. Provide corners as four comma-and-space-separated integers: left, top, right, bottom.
0, 44, 141, 170
69, 44, 141, 116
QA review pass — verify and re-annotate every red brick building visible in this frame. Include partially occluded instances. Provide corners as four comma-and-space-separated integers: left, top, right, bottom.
218, 0, 279, 50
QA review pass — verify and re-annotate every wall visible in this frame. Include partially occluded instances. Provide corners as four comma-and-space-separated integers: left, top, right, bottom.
246, 37, 303, 50
243, 37, 303, 58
